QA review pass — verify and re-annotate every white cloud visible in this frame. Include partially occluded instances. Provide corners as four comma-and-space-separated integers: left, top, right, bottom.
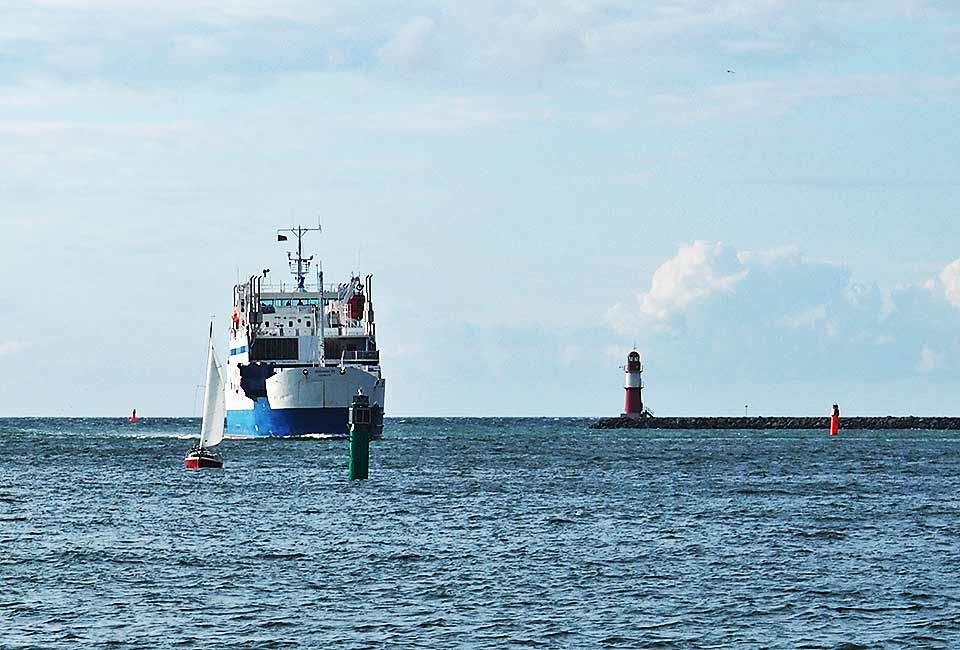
1, 0, 956, 96
636, 241, 747, 321
615, 241, 850, 330
939, 259, 960, 307
608, 241, 960, 381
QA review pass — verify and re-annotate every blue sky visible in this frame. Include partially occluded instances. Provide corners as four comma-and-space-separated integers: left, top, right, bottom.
2, 1, 960, 416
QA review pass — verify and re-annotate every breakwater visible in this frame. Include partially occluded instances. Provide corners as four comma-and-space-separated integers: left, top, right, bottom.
591, 415, 960, 430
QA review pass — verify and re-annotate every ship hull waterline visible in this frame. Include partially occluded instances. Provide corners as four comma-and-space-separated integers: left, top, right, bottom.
225, 400, 383, 439
184, 450, 224, 469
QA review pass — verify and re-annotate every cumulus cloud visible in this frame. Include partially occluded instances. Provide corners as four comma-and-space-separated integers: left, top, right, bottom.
609, 242, 960, 381
637, 241, 746, 321
940, 259, 960, 307
614, 241, 852, 331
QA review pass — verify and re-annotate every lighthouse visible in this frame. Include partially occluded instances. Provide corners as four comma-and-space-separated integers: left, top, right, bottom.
622, 350, 644, 418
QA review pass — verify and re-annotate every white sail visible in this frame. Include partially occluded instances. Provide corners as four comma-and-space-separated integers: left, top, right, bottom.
198, 338, 226, 449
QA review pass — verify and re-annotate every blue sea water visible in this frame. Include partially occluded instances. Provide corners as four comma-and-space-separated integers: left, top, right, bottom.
1, 417, 959, 649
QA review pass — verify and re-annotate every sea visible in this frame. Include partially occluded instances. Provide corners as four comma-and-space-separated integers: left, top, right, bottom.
2, 417, 959, 649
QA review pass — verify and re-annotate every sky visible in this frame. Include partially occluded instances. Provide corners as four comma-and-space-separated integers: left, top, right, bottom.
2, 0, 960, 417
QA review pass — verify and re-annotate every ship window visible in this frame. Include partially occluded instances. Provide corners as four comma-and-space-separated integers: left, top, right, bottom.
306, 321, 311, 327
250, 338, 299, 361
265, 321, 270, 326
289, 320, 294, 327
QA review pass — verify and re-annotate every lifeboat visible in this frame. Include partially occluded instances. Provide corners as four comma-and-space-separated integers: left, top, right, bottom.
347, 293, 365, 321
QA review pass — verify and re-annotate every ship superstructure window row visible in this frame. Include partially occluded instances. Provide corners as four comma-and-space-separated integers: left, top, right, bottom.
250, 338, 299, 361
259, 298, 320, 307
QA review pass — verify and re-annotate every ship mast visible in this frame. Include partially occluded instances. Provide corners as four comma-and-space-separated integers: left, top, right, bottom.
277, 223, 320, 291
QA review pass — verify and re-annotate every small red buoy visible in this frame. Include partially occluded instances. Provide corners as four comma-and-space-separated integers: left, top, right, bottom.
129, 408, 138, 423
829, 404, 839, 436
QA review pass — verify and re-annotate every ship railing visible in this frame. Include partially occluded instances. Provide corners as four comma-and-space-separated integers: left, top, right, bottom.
325, 325, 366, 337
337, 350, 380, 363
257, 281, 323, 293
324, 283, 355, 301
253, 281, 354, 300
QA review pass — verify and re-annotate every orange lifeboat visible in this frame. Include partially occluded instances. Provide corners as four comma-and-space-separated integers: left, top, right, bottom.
348, 293, 365, 320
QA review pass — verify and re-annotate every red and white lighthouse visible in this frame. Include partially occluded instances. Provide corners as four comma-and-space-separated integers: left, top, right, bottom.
622, 350, 644, 417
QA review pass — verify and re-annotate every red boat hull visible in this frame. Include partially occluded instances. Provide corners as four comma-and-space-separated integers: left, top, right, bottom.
184, 450, 223, 469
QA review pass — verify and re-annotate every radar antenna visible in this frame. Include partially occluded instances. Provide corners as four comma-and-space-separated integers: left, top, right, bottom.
277, 222, 321, 290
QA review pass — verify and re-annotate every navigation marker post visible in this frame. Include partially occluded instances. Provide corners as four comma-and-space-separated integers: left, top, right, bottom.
830, 404, 840, 436
349, 392, 373, 480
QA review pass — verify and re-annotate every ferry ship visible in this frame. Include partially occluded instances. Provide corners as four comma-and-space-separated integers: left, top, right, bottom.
225, 225, 385, 438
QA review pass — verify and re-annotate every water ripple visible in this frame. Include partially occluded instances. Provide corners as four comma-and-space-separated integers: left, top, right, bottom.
1, 418, 960, 648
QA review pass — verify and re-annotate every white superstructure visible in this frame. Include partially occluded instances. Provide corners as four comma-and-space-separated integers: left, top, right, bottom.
224, 225, 385, 438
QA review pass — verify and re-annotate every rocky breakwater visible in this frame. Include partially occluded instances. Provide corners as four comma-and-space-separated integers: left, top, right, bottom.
591, 416, 960, 430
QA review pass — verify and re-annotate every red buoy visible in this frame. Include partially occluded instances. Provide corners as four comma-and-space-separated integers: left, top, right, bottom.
829, 404, 839, 436
129, 408, 138, 423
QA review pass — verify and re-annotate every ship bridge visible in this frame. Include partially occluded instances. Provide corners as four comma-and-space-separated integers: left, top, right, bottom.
231, 273, 378, 368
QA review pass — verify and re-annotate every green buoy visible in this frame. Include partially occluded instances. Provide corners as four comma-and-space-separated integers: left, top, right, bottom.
349, 393, 372, 480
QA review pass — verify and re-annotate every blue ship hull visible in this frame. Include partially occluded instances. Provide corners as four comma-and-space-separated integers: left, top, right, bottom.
226, 398, 349, 438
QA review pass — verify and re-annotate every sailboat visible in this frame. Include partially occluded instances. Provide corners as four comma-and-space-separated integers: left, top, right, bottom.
185, 327, 225, 469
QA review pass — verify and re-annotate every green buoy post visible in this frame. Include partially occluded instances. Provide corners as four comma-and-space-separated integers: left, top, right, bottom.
349, 393, 372, 480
